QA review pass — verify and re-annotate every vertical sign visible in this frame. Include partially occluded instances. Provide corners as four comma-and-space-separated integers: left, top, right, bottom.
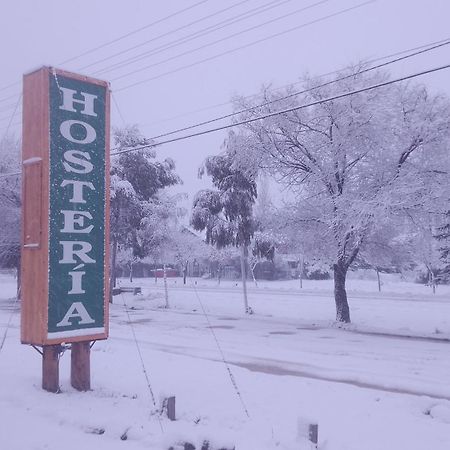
21, 67, 110, 346
48, 73, 107, 339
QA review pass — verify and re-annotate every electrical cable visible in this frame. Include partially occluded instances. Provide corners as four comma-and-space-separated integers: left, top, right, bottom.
112, 0, 335, 84
90, 0, 297, 76
0, 81, 20, 95
0, 63, 447, 180
0, 92, 20, 105
0, 296, 19, 355
0, 0, 209, 94
114, 0, 376, 91
131, 39, 450, 142
1, 94, 22, 142
0, 122, 21, 134
112, 92, 127, 125
59, 0, 209, 66
111, 63, 450, 156
119, 288, 164, 432
193, 284, 250, 418
130, 36, 450, 129
80, 0, 256, 72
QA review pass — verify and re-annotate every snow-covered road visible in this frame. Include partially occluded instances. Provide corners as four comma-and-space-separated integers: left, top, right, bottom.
2, 274, 450, 449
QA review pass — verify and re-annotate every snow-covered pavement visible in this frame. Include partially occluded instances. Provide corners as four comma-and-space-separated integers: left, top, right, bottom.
1, 274, 450, 449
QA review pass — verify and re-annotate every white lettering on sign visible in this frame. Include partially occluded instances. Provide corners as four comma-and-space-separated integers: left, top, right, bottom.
60, 120, 96, 144
61, 180, 95, 204
59, 241, 96, 264
56, 302, 95, 327
59, 87, 98, 117
68, 269, 86, 295
63, 150, 94, 174
52, 78, 106, 336
61, 210, 94, 234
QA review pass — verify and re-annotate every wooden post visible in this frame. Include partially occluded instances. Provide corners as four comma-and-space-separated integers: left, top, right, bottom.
42, 345, 60, 393
71, 341, 91, 391
308, 423, 318, 448
167, 396, 176, 421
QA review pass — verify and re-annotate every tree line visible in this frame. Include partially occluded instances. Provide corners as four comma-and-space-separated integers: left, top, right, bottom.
0, 66, 448, 323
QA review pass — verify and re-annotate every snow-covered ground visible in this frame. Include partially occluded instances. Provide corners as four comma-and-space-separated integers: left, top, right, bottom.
1, 273, 450, 449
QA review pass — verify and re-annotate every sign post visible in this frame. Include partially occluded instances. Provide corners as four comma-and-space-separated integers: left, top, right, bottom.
21, 67, 110, 392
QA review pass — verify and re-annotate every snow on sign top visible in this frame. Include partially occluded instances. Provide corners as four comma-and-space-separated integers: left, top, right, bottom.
21, 67, 110, 346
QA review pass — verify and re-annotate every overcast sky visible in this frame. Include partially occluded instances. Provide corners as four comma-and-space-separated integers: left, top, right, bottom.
1, 0, 449, 201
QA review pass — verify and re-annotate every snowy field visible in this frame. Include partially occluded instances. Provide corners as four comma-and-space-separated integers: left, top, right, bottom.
1, 273, 450, 449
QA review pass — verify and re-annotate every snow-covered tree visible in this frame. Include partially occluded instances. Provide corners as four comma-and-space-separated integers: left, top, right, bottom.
110, 126, 181, 297
435, 211, 450, 282
170, 227, 210, 284
191, 135, 258, 313
232, 67, 450, 322
0, 135, 21, 296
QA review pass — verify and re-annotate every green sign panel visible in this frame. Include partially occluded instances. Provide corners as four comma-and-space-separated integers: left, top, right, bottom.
48, 74, 107, 339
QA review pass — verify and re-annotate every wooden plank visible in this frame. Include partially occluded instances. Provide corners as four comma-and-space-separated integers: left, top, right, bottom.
71, 341, 91, 391
103, 78, 111, 339
42, 345, 60, 392
21, 67, 50, 345
22, 158, 42, 248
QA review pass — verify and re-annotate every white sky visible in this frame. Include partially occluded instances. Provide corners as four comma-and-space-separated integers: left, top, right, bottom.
1, 0, 449, 201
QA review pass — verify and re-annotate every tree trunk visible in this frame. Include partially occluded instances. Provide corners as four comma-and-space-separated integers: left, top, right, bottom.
109, 237, 118, 303
240, 246, 250, 314
16, 265, 21, 300
183, 261, 188, 285
376, 267, 381, 292
333, 261, 351, 323
299, 257, 304, 289
163, 264, 169, 308
429, 269, 436, 294
250, 261, 259, 288
217, 264, 222, 285
129, 261, 133, 283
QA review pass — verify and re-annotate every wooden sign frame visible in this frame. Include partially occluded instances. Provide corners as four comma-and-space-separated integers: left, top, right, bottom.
21, 66, 110, 347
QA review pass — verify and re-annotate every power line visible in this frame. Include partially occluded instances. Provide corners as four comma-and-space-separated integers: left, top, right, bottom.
1, 94, 22, 142
0, 121, 21, 134
59, 0, 209, 66
1, 63, 447, 180
0, 81, 20, 95
112, 0, 334, 83
0, 297, 19, 355
0, 0, 209, 94
0, 102, 20, 114
81, 0, 256, 72
118, 289, 164, 432
193, 285, 250, 418
0, 0, 295, 111
111, 63, 450, 156
115, 0, 376, 92
130, 39, 450, 142
0, 92, 20, 105
112, 92, 127, 126
136, 36, 450, 129
91, 0, 297, 77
